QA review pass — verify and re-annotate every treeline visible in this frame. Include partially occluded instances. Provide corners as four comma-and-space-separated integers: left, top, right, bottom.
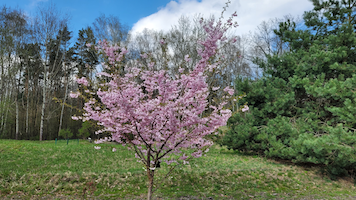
1, 2, 288, 140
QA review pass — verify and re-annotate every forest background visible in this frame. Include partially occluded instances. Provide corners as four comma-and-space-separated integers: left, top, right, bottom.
0, 0, 287, 141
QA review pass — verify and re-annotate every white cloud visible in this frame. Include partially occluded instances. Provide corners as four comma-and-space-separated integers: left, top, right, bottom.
22, 0, 49, 18
130, 0, 314, 36
28, 0, 49, 9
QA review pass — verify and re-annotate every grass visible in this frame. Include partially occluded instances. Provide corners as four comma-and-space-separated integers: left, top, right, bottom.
0, 139, 356, 199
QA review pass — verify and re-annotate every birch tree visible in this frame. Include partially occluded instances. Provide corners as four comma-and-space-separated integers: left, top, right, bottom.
56, 26, 73, 138
32, 2, 69, 140
92, 14, 129, 45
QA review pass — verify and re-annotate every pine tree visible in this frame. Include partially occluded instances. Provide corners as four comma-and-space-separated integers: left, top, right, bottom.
223, 0, 356, 178
73, 27, 98, 79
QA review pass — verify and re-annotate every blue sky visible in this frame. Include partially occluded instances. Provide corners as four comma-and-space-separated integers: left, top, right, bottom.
1, 0, 314, 40
1, 0, 173, 38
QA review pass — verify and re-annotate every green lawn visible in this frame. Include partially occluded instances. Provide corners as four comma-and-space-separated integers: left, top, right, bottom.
0, 139, 355, 199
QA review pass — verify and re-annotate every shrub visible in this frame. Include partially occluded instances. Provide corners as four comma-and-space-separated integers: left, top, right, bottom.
59, 128, 73, 139
78, 121, 92, 139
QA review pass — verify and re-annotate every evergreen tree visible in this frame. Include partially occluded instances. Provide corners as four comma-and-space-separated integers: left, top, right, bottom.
222, 0, 356, 178
70, 27, 99, 137
73, 27, 98, 79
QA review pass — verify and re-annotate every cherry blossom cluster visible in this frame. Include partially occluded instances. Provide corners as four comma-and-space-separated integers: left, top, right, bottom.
71, 12, 242, 170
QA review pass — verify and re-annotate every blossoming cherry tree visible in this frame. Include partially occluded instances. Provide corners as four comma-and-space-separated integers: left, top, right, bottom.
71, 10, 241, 200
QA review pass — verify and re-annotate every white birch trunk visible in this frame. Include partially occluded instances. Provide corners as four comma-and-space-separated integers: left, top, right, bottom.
25, 63, 30, 136
0, 57, 4, 136
39, 64, 47, 141
58, 70, 69, 138
2, 90, 11, 136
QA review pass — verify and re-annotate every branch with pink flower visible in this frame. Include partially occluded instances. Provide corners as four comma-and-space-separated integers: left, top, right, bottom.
69, 3, 246, 199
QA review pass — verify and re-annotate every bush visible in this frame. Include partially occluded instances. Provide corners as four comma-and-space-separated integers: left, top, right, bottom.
59, 128, 73, 139
78, 121, 92, 139
222, 105, 356, 178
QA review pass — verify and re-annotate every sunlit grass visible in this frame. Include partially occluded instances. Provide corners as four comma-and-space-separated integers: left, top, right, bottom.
0, 139, 355, 199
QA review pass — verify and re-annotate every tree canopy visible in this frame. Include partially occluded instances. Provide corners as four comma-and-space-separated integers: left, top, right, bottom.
222, 0, 356, 178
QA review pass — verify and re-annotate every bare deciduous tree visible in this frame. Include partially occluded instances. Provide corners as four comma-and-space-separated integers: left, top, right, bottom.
32, 2, 69, 141
245, 14, 302, 79
92, 14, 129, 45
126, 14, 253, 112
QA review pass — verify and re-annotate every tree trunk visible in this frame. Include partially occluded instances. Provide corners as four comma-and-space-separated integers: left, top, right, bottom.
58, 58, 69, 138
0, 98, 4, 136
40, 66, 47, 141
58, 80, 68, 137
2, 90, 11, 137
3, 105, 9, 136
16, 99, 19, 140
0, 57, 4, 136
147, 169, 154, 200
34, 88, 40, 138
146, 148, 154, 200
25, 63, 29, 136
26, 91, 29, 136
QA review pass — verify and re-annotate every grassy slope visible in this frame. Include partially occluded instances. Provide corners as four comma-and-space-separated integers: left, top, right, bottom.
0, 139, 355, 199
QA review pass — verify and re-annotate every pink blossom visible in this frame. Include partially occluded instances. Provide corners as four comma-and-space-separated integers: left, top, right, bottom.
76, 77, 88, 86
227, 19, 233, 26
69, 91, 80, 98
180, 154, 188, 160
121, 47, 128, 54
184, 55, 191, 62
208, 64, 217, 72
71, 116, 79, 120
191, 150, 202, 158
212, 86, 220, 91
86, 43, 91, 47
140, 53, 148, 59
242, 105, 249, 112
94, 137, 111, 144
97, 72, 112, 77
148, 62, 155, 68
94, 146, 101, 150
112, 148, 117, 152
223, 86, 234, 95
81, 30, 233, 163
